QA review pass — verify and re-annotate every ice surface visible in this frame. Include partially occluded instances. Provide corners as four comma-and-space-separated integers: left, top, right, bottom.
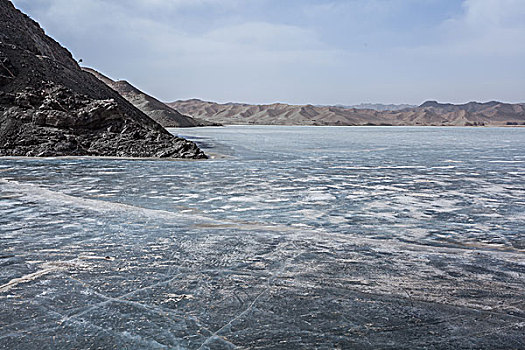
1, 126, 524, 349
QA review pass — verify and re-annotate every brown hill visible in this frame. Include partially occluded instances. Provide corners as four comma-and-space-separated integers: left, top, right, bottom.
0, 0, 205, 158
169, 99, 525, 127
83, 68, 218, 128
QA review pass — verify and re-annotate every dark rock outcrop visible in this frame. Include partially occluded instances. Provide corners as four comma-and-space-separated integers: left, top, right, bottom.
0, 0, 206, 159
0, 83, 205, 157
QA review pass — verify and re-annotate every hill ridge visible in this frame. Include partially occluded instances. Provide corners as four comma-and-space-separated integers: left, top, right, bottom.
169, 99, 525, 127
82, 67, 217, 128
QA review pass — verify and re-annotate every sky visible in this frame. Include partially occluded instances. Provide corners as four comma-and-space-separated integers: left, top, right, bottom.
11, 0, 525, 105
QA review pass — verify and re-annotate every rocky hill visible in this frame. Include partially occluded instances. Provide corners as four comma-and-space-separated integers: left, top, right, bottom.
0, 0, 205, 158
170, 99, 525, 127
83, 68, 218, 128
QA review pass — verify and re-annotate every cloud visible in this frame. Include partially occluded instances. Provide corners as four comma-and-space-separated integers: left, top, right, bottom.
12, 0, 343, 103
439, 0, 525, 55
10, 0, 525, 104
461, 0, 525, 26
205, 22, 320, 51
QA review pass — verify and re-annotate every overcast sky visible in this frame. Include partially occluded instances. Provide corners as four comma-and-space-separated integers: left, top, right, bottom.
11, 0, 525, 105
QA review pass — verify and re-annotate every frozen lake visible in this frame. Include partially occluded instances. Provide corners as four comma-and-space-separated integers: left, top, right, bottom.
1, 126, 524, 349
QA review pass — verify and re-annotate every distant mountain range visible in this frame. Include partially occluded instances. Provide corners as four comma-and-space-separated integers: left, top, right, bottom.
332, 103, 416, 111
83, 68, 217, 128
169, 99, 525, 127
